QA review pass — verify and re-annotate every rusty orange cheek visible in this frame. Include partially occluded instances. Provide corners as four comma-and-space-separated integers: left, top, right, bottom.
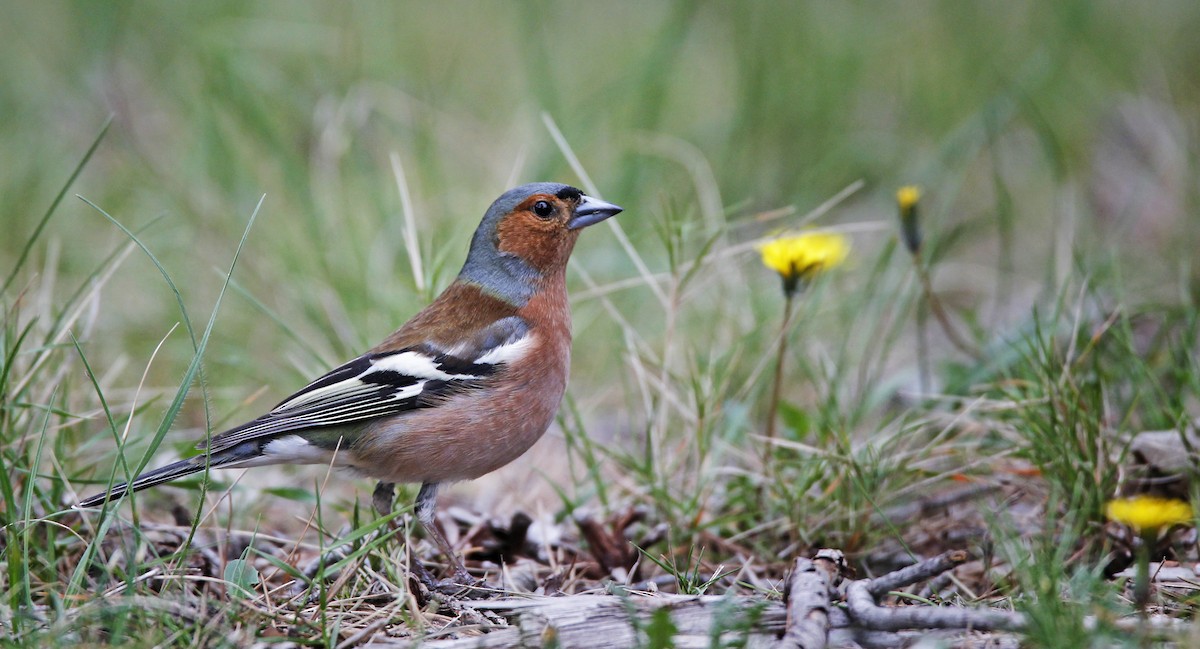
496, 212, 576, 271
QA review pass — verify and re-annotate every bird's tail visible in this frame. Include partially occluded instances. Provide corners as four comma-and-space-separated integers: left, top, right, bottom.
76, 455, 221, 509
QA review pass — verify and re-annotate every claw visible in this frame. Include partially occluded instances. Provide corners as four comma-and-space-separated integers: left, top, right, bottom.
431, 571, 494, 599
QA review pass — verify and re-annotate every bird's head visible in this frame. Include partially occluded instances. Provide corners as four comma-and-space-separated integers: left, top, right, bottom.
459, 183, 623, 306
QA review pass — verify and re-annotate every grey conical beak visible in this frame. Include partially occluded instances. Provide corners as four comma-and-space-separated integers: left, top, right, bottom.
568, 195, 624, 230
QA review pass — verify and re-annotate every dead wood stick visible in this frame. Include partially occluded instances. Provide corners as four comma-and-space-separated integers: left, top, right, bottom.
777, 557, 833, 649
380, 595, 784, 648
916, 571, 955, 600
867, 550, 970, 597
846, 580, 1025, 632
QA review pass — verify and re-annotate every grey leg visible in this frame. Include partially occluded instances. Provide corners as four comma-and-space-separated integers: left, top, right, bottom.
416, 482, 477, 585
371, 480, 440, 588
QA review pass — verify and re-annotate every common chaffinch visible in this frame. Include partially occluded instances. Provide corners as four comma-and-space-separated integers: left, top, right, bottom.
78, 182, 623, 586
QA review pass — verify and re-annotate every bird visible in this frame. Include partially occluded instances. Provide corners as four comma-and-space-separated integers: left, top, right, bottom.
77, 182, 623, 587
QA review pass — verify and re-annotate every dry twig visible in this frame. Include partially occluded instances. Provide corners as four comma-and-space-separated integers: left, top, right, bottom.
868, 550, 970, 597
845, 580, 1024, 633
777, 552, 841, 649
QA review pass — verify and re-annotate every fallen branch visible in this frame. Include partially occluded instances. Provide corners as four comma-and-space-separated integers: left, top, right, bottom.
868, 550, 970, 597
363, 594, 785, 648
846, 580, 1025, 633
779, 555, 835, 649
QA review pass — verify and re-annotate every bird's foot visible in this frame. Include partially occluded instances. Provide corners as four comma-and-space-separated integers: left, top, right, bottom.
436, 568, 494, 598
412, 574, 507, 627
410, 560, 497, 599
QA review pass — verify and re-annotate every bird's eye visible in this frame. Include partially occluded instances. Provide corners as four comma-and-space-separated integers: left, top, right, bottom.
532, 200, 554, 218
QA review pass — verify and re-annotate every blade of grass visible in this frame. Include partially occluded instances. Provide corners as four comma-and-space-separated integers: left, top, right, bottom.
225, 275, 328, 369
18, 385, 56, 616
67, 194, 266, 596
2, 116, 112, 295
76, 198, 200, 348
389, 151, 426, 295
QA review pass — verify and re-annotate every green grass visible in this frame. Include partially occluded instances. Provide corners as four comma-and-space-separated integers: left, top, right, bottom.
4, 1, 1200, 646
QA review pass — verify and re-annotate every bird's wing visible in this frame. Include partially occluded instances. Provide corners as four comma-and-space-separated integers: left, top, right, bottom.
200, 316, 532, 453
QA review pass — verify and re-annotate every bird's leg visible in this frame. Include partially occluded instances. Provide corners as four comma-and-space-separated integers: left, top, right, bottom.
370, 480, 440, 590
416, 482, 481, 589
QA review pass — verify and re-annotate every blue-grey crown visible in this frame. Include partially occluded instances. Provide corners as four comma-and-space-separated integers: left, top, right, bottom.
457, 183, 581, 306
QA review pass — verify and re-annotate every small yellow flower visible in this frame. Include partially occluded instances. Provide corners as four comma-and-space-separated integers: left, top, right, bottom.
758, 231, 849, 294
896, 186, 922, 210
1105, 496, 1193, 533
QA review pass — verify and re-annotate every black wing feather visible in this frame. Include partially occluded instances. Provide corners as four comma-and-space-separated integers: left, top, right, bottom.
198, 316, 529, 453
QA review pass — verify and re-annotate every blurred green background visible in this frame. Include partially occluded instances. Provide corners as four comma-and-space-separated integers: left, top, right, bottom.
3, 0, 1200, 506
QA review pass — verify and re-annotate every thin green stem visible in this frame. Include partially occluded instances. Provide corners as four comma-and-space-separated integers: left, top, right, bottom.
764, 289, 797, 467
913, 251, 982, 361
916, 280, 930, 395
1135, 531, 1152, 618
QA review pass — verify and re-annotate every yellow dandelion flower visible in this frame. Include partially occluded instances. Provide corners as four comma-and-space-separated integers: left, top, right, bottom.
1105, 495, 1193, 533
758, 231, 850, 294
895, 185, 922, 254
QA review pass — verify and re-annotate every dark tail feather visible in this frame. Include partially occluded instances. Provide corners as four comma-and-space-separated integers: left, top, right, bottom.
75, 458, 207, 508
77, 440, 268, 509
76, 457, 209, 509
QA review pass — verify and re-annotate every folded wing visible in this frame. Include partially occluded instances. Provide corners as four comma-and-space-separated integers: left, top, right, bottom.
200, 315, 533, 453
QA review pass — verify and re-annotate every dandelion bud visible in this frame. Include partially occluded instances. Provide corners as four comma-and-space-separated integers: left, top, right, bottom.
896, 185, 922, 255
